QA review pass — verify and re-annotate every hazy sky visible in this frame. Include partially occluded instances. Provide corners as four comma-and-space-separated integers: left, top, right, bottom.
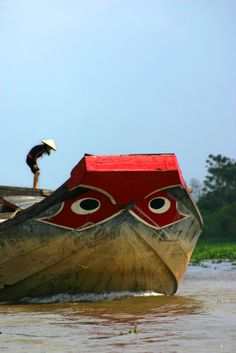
1, 0, 235, 190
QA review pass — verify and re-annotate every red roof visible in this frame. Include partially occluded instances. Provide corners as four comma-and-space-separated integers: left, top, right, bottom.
83, 154, 179, 172
67, 155, 185, 201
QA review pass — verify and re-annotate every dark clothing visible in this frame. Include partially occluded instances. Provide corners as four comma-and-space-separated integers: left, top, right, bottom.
26, 156, 39, 174
26, 144, 50, 174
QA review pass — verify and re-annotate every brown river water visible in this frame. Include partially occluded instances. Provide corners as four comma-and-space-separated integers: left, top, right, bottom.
0, 262, 235, 353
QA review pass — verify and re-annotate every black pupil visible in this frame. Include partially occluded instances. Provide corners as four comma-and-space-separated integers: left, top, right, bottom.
80, 199, 99, 210
150, 198, 165, 209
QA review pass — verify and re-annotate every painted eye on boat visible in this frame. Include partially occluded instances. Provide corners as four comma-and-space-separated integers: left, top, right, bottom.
71, 198, 101, 215
148, 197, 171, 214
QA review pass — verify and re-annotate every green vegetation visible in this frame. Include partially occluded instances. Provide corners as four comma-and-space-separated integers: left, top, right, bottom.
190, 154, 236, 262
191, 238, 236, 263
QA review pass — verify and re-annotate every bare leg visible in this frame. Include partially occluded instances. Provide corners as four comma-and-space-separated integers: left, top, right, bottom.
33, 170, 40, 189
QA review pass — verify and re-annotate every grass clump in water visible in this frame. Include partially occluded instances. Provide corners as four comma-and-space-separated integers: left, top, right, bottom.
119, 326, 140, 336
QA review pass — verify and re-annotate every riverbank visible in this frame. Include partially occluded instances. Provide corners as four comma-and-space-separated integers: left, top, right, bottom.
191, 237, 236, 263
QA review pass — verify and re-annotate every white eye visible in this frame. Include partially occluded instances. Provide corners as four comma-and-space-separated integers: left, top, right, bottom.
71, 198, 100, 215
148, 197, 171, 214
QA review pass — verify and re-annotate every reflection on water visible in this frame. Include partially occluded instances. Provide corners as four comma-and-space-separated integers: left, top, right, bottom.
0, 262, 235, 353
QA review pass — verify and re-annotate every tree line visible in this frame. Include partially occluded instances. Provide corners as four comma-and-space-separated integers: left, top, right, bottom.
190, 154, 236, 240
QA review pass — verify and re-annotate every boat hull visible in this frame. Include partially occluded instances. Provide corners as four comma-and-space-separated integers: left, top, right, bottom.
0, 154, 203, 301
0, 202, 201, 301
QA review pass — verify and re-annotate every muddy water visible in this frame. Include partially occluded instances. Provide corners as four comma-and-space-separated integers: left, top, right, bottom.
0, 262, 235, 353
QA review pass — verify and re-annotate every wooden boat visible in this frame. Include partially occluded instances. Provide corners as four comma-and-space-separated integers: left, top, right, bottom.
0, 154, 203, 301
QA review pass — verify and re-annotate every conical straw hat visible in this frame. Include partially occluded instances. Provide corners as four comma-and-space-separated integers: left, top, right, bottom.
41, 139, 57, 151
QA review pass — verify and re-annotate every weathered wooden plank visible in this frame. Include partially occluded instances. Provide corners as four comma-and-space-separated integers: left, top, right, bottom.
2, 196, 45, 210
0, 185, 53, 197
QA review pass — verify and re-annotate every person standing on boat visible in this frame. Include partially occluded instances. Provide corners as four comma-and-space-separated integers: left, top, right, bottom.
26, 139, 56, 189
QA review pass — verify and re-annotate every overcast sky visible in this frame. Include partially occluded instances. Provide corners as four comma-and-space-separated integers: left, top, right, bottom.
1, 0, 235, 190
